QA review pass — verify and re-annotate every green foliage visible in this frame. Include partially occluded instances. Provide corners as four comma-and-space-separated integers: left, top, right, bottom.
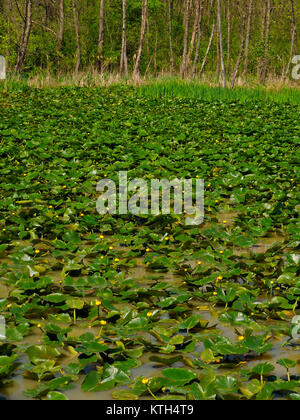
0, 85, 299, 400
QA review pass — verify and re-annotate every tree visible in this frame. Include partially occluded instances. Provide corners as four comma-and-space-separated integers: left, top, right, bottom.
120, 0, 128, 76
181, 0, 190, 78
14, 0, 32, 75
57, 0, 64, 62
187, 0, 202, 67
285, 0, 298, 79
133, 0, 148, 79
0, 0, 299, 83
243, 0, 253, 77
168, 0, 175, 73
192, 0, 204, 77
217, 0, 226, 87
97, 0, 105, 73
261, 0, 271, 83
231, 0, 247, 88
72, 0, 81, 74
199, 22, 215, 77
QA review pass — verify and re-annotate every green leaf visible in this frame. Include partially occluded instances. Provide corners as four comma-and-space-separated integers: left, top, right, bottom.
46, 391, 68, 400
163, 368, 197, 384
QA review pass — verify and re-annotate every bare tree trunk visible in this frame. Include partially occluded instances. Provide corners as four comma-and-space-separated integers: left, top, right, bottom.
72, 0, 81, 74
168, 0, 175, 73
146, 11, 150, 63
285, 0, 297, 79
154, 25, 158, 74
187, 0, 201, 67
14, 0, 32, 75
231, 1, 247, 88
120, 0, 128, 76
97, 0, 105, 73
133, 0, 148, 79
226, 0, 231, 74
216, 24, 220, 77
57, 0, 64, 63
199, 22, 215, 76
181, 0, 190, 78
7, 0, 13, 61
261, 0, 271, 83
192, 0, 204, 77
217, 0, 226, 87
243, 0, 253, 76
257, 0, 267, 80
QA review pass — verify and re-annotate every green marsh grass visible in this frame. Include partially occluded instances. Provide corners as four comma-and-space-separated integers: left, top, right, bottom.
1, 74, 300, 105
138, 79, 300, 105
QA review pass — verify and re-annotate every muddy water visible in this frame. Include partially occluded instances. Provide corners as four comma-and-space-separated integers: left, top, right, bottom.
0, 284, 9, 299
235, 236, 286, 256
2, 285, 299, 401
0, 218, 297, 400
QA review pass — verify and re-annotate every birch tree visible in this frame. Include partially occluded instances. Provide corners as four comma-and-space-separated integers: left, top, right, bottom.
181, 0, 191, 78
120, 0, 128, 76
243, 0, 253, 76
217, 0, 226, 87
57, 0, 64, 62
72, 0, 81, 74
231, 0, 247, 88
133, 0, 148, 79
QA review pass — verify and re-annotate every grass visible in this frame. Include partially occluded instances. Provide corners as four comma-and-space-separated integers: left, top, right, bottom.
1, 72, 300, 105
138, 79, 300, 105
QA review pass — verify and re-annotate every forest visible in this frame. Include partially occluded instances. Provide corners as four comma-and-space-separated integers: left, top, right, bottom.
0, 0, 299, 86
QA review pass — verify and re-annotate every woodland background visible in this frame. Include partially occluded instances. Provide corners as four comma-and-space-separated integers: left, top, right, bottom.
0, 0, 299, 86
